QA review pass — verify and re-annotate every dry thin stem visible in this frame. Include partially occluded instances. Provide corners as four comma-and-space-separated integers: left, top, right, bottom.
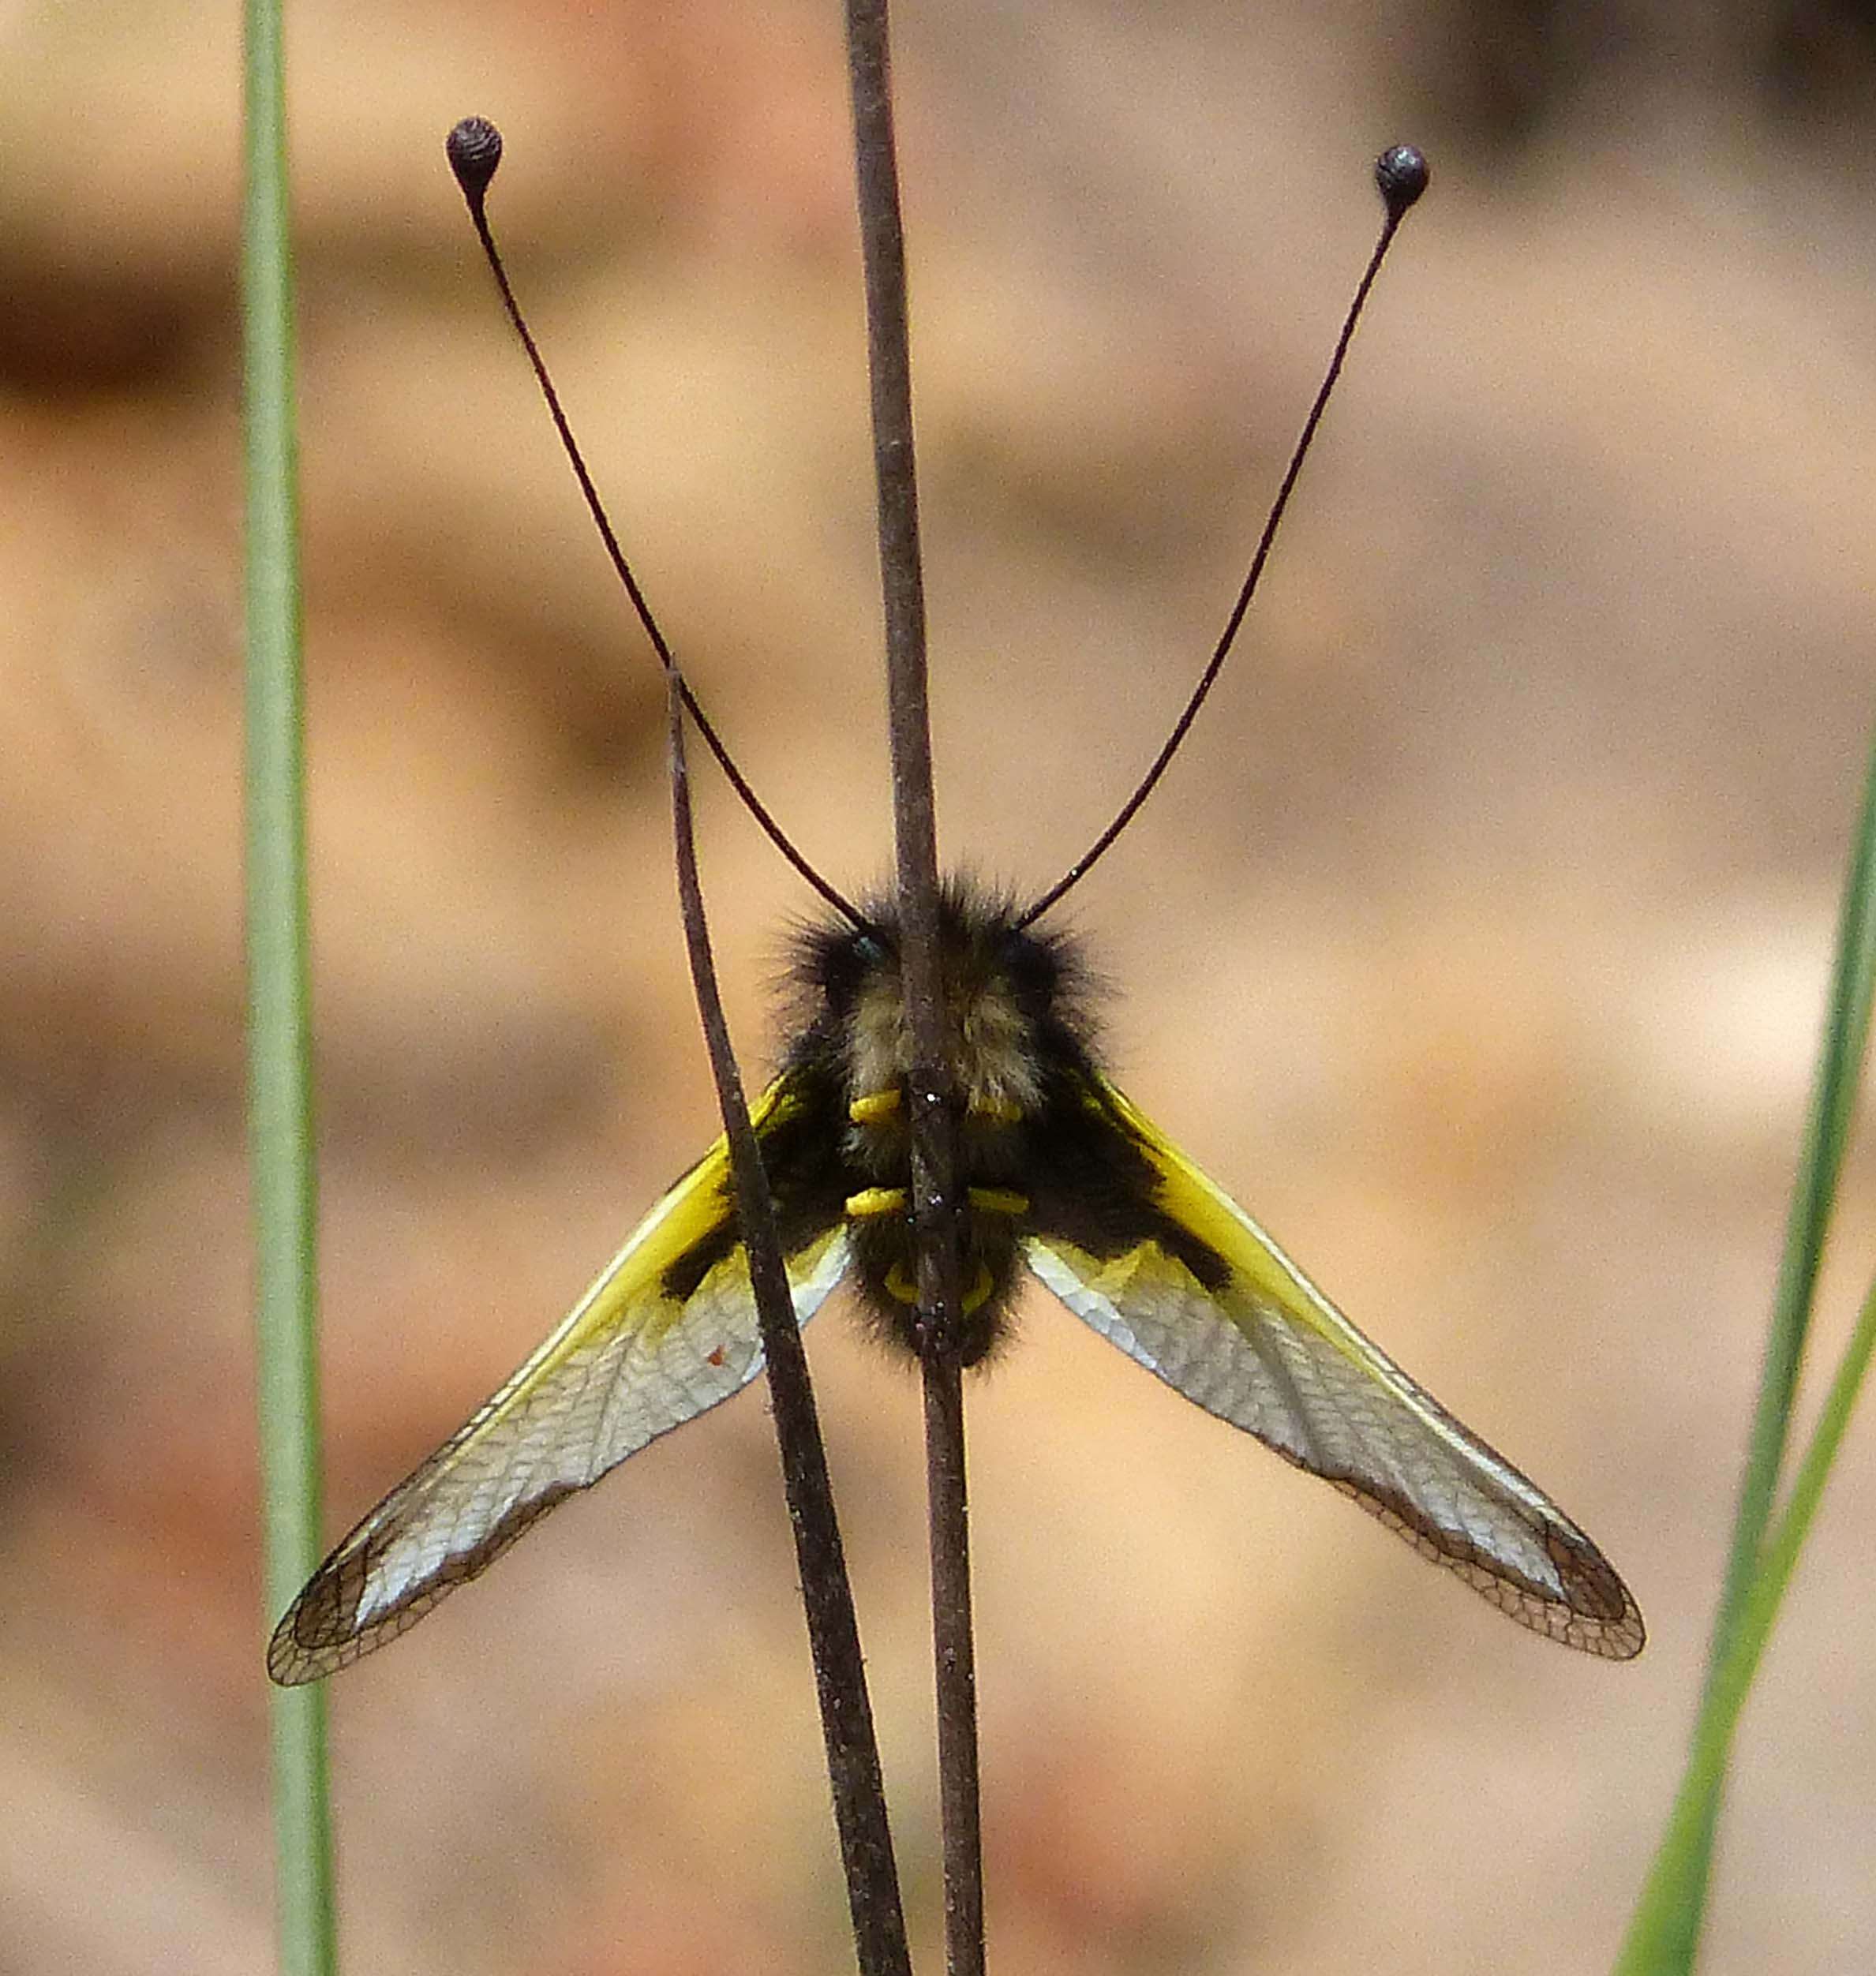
841, 2, 987, 1970
665, 674, 912, 1976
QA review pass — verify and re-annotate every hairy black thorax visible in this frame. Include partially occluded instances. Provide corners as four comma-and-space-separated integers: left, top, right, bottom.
757, 881, 1214, 1363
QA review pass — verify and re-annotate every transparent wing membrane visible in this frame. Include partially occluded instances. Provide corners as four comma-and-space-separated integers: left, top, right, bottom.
1024, 1078, 1642, 1660
268, 1083, 850, 1684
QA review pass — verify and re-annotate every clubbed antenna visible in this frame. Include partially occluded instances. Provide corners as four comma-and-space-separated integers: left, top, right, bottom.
1018, 144, 1430, 929
444, 116, 867, 931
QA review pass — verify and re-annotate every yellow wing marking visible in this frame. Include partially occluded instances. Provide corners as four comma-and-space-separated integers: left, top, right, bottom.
1024, 1079, 1642, 1660
268, 1081, 850, 1684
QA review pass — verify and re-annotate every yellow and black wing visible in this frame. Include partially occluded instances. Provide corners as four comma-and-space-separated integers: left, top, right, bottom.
268, 1076, 851, 1685
1022, 1075, 1642, 1659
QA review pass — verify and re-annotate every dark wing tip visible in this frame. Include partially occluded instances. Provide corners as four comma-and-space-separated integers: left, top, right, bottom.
1337, 1480, 1645, 1662
266, 1561, 362, 1686
267, 1604, 334, 1687
264, 1480, 586, 1686
1545, 1528, 1646, 1660
268, 1588, 445, 1686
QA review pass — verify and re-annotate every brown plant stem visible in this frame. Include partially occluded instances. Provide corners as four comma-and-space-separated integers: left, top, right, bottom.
841, 3, 986, 1971
665, 672, 912, 1976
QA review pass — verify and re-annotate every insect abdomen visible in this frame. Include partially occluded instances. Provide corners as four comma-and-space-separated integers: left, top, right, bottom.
843, 1097, 1031, 1364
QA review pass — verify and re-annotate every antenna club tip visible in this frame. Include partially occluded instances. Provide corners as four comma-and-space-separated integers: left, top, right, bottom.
447, 116, 504, 203
1374, 144, 1429, 219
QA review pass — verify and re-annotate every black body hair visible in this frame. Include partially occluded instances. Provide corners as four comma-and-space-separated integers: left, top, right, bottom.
664, 881, 1231, 1364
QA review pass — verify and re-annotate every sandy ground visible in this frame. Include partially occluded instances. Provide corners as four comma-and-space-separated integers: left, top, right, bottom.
1, 2, 1873, 1971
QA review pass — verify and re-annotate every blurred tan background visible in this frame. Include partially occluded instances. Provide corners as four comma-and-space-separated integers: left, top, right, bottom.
3, 1, 1874, 1970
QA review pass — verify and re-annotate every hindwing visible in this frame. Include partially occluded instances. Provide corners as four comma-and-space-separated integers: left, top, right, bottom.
268, 1073, 851, 1684
1023, 1072, 1643, 1660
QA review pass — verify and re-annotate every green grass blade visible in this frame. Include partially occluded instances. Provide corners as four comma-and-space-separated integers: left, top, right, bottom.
1708, 718, 1876, 1666
1615, 717, 1876, 1974
1616, 1269, 1876, 1973
243, 0, 339, 1969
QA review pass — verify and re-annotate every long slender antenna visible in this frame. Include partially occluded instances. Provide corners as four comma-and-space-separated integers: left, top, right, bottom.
1017, 144, 1429, 930
444, 116, 867, 932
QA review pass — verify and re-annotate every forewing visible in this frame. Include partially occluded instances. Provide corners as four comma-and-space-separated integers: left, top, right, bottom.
1024, 1076, 1642, 1659
268, 1079, 851, 1683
